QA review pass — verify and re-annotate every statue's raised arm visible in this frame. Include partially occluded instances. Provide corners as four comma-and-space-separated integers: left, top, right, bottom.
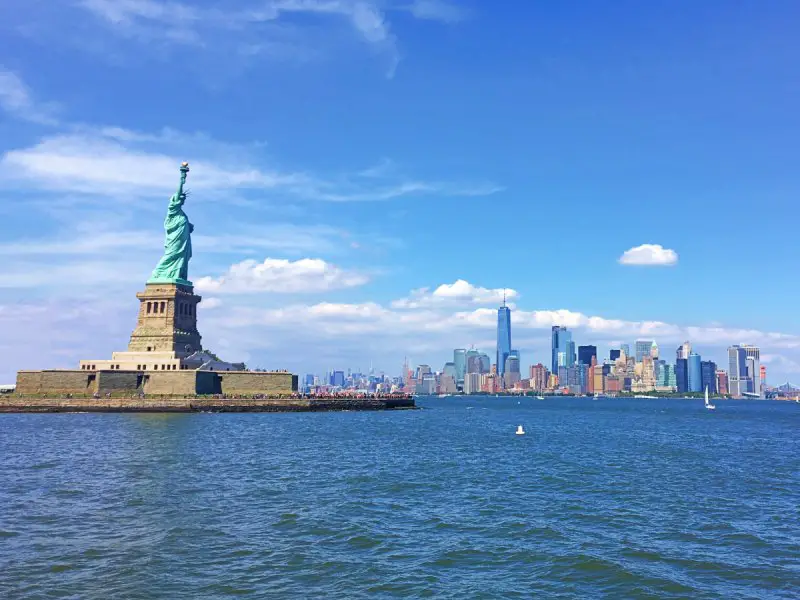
148, 162, 195, 286
177, 161, 189, 199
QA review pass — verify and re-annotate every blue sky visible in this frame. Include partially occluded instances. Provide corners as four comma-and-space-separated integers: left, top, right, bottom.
1, 0, 799, 382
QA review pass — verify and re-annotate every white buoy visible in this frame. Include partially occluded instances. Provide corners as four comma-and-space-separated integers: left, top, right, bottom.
515, 425, 525, 435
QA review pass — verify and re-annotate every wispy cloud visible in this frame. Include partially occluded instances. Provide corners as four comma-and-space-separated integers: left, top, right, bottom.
0, 67, 59, 125
72, 0, 464, 76
0, 126, 501, 202
619, 243, 678, 266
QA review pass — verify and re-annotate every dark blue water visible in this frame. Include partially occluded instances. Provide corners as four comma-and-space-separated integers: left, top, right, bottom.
1, 397, 798, 599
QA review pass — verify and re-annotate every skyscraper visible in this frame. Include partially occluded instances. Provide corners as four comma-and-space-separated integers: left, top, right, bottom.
745, 346, 761, 397
620, 344, 631, 360
551, 326, 575, 372
687, 352, 702, 392
716, 370, 729, 395
496, 302, 512, 377
578, 345, 597, 366
728, 345, 760, 397
675, 358, 688, 393
676, 341, 692, 361
453, 349, 466, 386
504, 350, 521, 388
529, 364, 548, 391
701, 360, 717, 394
331, 370, 345, 387
609, 349, 621, 361
635, 340, 654, 362
551, 326, 562, 374
442, 362, 457, 381
466, 350, 491, 374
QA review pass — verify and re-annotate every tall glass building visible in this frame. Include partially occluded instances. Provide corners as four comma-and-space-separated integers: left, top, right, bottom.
657, 363, 676, 388
453, 349, 466, 386
635, 340, 654, 362
442, 362, 457, 381
701, 360, 717, 394
551, 326, 575, 373
687, 352, 702, 392
497, 305, 512, 376
504, 350, 521, 387
578, 345, 597, 365
675, 358, 688, 393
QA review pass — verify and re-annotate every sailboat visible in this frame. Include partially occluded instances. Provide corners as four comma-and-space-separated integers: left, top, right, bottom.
515, 425, 526, 435
705, 386, 716, 411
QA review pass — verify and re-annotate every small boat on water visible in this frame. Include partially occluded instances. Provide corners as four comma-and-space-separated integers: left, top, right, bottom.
705, 386, 716, 411
593, 393, 601, 400
515, 425, 526, 435
535, 395, 545, 400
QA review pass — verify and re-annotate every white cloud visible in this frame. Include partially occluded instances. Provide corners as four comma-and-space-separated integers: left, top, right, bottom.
0, 127, 500, 202
392, 279, 518, 308
73, 0, 466, 76
195, 258, 369, 294
200, 297, 223, 309
5, 277, 800, 382
79, 0, 199, 24
209, 280, 798, 351
0, 68, 58, 125
619, 244, 678, 266
761, 354, 800, 375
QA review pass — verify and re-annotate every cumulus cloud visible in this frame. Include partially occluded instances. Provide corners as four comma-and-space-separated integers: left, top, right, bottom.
5, 277, 800, 381
195, 258, 369, 294
392, 279, 518, 309
207, 279, 799, 351
619, 244, 678, 266
200, 297, 223, 309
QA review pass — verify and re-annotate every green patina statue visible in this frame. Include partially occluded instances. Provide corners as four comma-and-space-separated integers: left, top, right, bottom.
149, 162, 194, 286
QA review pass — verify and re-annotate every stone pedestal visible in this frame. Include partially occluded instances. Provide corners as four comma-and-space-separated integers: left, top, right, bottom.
127, 283, 202, 357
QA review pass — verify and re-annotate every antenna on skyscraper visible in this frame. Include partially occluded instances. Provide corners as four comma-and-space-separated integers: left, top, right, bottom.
502, 288, 506, 307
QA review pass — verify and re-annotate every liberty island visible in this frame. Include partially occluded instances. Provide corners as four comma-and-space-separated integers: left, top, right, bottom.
4, 163, 413, 412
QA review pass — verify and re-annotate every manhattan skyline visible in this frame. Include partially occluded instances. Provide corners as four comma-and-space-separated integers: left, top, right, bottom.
1, 2, 800, 382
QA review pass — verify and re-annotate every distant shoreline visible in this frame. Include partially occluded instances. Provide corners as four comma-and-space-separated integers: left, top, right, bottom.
0, 395, 416, 413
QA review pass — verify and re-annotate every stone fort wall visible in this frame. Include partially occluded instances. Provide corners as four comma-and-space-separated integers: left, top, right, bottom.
16, 370, 297, 397
218, 372, 298, 395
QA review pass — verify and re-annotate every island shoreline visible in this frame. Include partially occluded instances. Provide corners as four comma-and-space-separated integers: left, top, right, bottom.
0, 396, 416, 413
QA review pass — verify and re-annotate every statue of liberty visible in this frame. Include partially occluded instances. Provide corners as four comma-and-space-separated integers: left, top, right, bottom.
149, 162, 194, 285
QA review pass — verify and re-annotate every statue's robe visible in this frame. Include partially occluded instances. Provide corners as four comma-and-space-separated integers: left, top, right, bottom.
150, 193, 192, 282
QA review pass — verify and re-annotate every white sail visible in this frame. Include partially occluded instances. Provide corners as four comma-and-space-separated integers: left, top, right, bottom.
705, 386, 716, 410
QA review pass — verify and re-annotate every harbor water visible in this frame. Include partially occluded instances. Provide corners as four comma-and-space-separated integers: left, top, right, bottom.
1, 396, 798, 598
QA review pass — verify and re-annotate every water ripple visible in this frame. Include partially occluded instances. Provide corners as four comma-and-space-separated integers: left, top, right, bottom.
0, 398, 798, 598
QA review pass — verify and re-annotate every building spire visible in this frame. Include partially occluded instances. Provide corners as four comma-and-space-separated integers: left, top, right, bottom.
502, 288, 506, 307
